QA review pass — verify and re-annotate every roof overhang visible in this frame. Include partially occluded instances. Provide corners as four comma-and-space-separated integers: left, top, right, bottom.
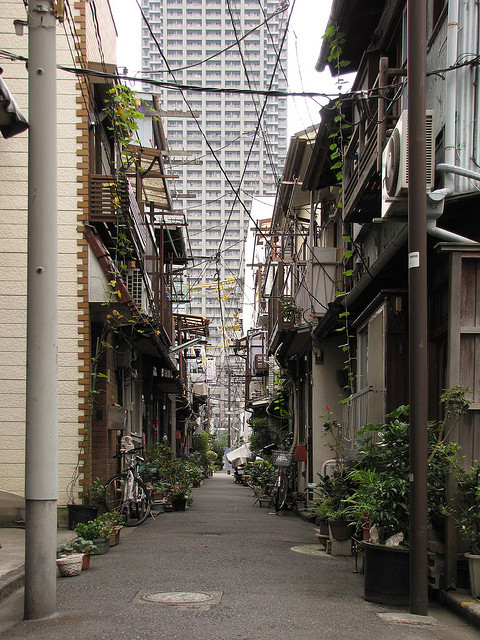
276, 326, 311, 369
316, 0, 387, 76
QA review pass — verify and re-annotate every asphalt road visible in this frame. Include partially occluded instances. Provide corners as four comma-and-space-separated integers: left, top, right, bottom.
1, 471, 479, 640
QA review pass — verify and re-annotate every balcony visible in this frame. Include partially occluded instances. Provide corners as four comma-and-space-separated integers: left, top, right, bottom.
253, 354, 268, 376
342, 57, 400, 223
89, 174, 146, 259
295, 247, 339, 319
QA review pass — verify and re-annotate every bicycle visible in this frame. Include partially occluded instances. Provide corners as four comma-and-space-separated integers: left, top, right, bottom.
269, 450, 293, 513
104, 443, 152, 526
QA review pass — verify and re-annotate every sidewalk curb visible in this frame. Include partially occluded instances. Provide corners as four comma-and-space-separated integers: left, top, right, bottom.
439, 588, 480, 630
0, 566, 24, 603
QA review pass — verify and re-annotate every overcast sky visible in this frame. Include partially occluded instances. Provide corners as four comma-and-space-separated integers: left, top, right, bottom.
109, 0, 336, 136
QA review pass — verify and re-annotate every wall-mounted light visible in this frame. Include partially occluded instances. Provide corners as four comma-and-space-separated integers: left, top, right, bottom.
13, 19, 27, 36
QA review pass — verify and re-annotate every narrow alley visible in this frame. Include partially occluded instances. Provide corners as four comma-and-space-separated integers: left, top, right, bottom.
1, 473, 478, 640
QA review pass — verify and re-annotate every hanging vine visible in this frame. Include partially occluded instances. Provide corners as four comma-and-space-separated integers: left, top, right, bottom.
322, 23, 356, 399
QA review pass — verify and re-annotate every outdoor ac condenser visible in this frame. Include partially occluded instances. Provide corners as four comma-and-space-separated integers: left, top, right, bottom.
381, 110, 435, 218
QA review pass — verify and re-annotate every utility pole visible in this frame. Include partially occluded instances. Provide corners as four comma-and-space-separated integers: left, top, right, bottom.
407, 0, 429, 616
25, 0, 58, 619
227, 368, 232, 448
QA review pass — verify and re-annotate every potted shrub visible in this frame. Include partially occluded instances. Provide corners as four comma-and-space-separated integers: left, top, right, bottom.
97, 511, 124, 546
66, 477, 106, 530
151, 480, 168, 502
452, 462, 480, 596
74, 516, 111, 555
352, 400, 463, 605
167, 459, 192, 510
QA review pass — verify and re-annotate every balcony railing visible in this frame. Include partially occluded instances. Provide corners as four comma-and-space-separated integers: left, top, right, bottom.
89, 174, 146, 260
342, 57, 401, 223
89, 174, 129, 221
295, 247, 339, 319
253, 354, 268, 375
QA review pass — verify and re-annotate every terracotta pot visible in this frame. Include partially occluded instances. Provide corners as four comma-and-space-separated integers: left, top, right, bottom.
82, 553, 90, 570
328, 518, 354, 541
109, 526, 122, 547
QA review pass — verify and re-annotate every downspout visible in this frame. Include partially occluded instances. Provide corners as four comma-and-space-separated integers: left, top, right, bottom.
444, 0, 459, 193
427, 163, 480, 244
474, 1, 480, 166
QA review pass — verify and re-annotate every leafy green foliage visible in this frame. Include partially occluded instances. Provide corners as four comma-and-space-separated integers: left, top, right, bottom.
104, 84, 145, 149
74, 517, 111, 541
244, 459, 275, 493
248, 417, 274, 454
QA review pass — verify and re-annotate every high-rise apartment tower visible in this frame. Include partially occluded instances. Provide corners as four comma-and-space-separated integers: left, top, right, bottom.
141, 0, 288, 429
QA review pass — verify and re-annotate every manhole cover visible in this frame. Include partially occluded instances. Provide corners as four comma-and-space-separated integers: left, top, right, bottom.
135, 590, 223, 609
291, 544, 329, 556
143, 592, 213, 604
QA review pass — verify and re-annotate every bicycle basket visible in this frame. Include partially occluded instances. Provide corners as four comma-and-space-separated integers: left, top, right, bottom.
272, 451, 293, 467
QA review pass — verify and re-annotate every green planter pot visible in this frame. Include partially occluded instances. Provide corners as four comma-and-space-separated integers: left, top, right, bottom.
91, 537, 109, 555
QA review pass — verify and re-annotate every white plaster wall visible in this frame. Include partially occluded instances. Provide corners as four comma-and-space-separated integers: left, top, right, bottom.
311, 337, 347, 485
0, 2, 82, 506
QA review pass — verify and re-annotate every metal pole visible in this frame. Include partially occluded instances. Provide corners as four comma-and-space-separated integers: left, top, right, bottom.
25, 0, 58, 619
227, 369, 232, 448
407, 0, 429, 616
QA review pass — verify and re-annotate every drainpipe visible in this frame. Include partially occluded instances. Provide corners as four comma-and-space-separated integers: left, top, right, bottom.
445, 0, 459, 192
427, 163, 480, 244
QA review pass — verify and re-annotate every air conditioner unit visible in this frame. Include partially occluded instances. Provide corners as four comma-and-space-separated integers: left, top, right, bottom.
125, 268, 150, 314
381, 110, 435, 218
249, 380, 266, 398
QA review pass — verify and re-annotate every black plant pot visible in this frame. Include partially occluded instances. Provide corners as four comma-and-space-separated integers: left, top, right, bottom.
172, 497, 187, 511
67, 504, 98, 530
363, 541, 410, 606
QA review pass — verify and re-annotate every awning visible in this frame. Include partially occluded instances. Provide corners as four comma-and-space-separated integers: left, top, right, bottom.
276, 326, 311, 368
226, 444, 252, 467
154, 376, 184, 394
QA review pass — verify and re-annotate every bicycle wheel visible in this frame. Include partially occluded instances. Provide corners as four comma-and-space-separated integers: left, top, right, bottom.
128, 477, 150, 526
105, 474, 151, 526
275, 471, 288, 511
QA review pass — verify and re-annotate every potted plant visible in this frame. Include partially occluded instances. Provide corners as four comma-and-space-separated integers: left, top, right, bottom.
97, 511, 124, 546
351, 400, 463, 605
151, 480, 168, 502
57, 537, 99, 570
74, 516, 111, 555
452, 462, 480, 596
66, 477, 105, 530
167, 459, 193, 510
86, 477, 106, 507
56, 553, 84, 577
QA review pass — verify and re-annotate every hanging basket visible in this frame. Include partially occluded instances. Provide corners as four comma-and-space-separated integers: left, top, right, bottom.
56, 554, 83, 577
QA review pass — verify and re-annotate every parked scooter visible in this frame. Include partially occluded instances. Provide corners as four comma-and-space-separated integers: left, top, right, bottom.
233, 466, 244, 483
